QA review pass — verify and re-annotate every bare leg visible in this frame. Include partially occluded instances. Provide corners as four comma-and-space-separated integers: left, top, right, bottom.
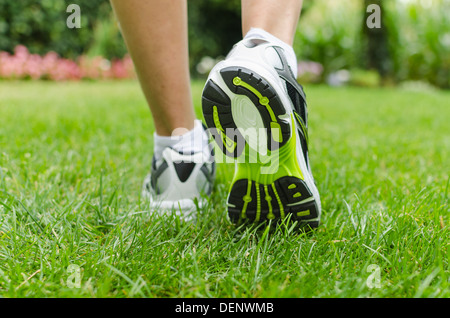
241, 0, 303, 45
110, 0, 195, 136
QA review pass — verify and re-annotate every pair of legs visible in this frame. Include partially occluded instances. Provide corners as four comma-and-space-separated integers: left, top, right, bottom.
111, 0, 321, 226
110, 0, 303, 136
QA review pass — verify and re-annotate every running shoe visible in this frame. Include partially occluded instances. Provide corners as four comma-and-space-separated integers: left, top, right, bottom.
201, 37, 321, 228
142, 127, 215, 220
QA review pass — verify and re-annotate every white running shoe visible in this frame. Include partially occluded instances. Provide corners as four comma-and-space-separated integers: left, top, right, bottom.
142, 125, 215, 220
202, 37, 321, 228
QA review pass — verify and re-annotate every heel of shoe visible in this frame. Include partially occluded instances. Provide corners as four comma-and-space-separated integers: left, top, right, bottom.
227, 176, 320, 228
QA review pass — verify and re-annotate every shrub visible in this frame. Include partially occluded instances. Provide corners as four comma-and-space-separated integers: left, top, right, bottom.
384, 0, 450, 88
0, 0, 125, 59
294, 0, 449, 88
294, 0, 364, 80
187, 0, 241, 76
0, 0, 243, 75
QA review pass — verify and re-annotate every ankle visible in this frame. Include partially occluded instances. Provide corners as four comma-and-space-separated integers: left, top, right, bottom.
153, 119, 208, 160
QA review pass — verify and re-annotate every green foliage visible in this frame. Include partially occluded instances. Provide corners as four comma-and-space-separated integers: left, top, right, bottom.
0, 0, 126, 59
294, 0, 449, 88
0, 0, 242, 71
187, 0, 242, 76
86, 10, 127, 59
294, 0, 364, 79
1, 0, 448, 87
384, 0, 450, 88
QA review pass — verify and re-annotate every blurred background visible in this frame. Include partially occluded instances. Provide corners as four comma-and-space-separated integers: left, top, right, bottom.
0, 0, 448, 88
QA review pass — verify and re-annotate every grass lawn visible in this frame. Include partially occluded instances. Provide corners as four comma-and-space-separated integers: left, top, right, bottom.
0, 80, 448, 298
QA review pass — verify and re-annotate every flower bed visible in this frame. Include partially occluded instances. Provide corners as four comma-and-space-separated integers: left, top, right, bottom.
0, 45, 135, 81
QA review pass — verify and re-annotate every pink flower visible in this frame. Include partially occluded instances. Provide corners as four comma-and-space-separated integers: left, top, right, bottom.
0, 45, 136, 81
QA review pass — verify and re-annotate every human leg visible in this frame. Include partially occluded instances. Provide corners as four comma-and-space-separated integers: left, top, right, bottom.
110, 0, 195, 136
110, 0, 214, 215
241, 0, 303, 45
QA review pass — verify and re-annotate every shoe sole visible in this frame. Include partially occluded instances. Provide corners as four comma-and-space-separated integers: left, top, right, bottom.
202, 64, 320, 228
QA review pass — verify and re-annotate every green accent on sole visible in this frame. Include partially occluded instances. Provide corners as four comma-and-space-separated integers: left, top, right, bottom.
297, 210, 311, 217
271, 183, 285, 218
294, 112, 309, 144
255, 182, 261, 222
213, 105, 237, 153
264, 185, 275, 220
240, 180, 252, 220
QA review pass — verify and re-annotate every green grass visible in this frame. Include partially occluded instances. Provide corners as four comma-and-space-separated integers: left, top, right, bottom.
0, 80, 448, 298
